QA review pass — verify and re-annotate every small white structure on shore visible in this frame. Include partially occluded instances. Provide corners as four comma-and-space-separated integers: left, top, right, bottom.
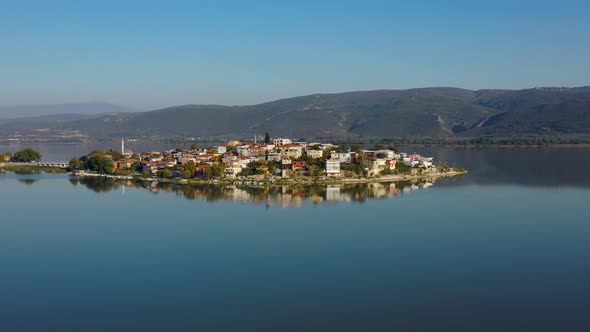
121, 138, 133, 157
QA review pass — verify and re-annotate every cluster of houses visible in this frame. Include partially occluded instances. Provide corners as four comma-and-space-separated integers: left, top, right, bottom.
129, 138, 435, 178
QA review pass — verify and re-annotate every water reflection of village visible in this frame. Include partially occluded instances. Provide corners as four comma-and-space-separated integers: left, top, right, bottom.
69, 177, 435, 208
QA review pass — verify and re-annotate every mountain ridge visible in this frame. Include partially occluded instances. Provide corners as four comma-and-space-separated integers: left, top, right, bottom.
0, 102, 136, 120
1, 87, 589, 140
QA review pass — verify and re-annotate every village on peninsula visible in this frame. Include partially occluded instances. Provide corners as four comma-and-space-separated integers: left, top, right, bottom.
1, 134, 466, 186
57, 134, 465, 185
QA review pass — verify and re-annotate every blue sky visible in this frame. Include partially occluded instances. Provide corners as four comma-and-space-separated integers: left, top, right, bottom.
1, 0, 589, 109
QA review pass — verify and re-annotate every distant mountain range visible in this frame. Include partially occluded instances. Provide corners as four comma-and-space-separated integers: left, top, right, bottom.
1, 87, 589, 140
0, 102, 135, 119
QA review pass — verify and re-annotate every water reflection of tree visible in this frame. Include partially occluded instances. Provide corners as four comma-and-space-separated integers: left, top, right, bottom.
12, 169, 41, 175
71, 177, 120, 193
18, 178, 40, 185
179, 184, 229, 201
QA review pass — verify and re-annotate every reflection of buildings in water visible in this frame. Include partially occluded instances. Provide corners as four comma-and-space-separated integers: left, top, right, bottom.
149, 181, 159, 192
422, 181, 434, 189
387, 183, 398, 195
325, 185, 341, 201
85, 178, 438, 208
309, 195, 324, 205
368, 183, 388, 198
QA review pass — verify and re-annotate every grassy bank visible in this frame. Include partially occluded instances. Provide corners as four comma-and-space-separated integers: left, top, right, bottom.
0, 165, 67, 174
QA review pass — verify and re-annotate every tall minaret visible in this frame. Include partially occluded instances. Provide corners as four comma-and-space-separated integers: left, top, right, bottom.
121, 137, 125, 154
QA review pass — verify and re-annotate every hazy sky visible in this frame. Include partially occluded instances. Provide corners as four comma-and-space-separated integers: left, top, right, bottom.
1, 0, 589, 110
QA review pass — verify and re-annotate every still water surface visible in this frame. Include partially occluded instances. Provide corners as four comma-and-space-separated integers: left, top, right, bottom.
1, 146, 590, 331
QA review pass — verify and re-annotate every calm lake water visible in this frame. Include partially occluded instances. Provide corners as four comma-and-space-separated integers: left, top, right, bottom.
1, 145, 590, 331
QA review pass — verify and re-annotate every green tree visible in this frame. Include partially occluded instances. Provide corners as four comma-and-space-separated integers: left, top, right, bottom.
180, 169, 193, 179
357, 153, 368, 170
238, 161, 268, 176
238, 167, 254, 176
204, 164, 224, 179
180, 161, 197, 179
157, 168, 172, 178
82, 154, 115, 174
12, 148, 42, 162
264, 133, 271, 144
179, 161, 196, 179
267, 160, 279, 175
308, 164, 323, 177
190, 143, 198, 150
88, 149, 107, 157
68, 157, 81, 170
395, 162, 411, 174
132, 161, 142, 173
380, 168, 394, 175
107, 150, 124, 161
0, 152, 12, 161
335, 145, 350, 153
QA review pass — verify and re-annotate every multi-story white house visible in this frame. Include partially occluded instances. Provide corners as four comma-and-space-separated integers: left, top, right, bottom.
237, 145, 251, 157
266, 152, 281, 161
214, 146, 227, 154
224, 167, 243, 177
325, 160, 341, 176
273, 138, 292, 146
305, 149, 323, 159
222, 154, 238, 165
280, 144, 303, 159
239, 157, 257, 168
330, 151, 355, 163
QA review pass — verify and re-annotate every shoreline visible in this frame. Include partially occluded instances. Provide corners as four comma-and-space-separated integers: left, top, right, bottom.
66, 169, 467, 186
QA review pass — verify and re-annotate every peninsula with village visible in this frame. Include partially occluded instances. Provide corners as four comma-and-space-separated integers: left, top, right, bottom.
1, 134, 466, 185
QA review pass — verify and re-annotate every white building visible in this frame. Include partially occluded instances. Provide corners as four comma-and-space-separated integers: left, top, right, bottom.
222, 154, 238, 165
224, 167, 243, 177
325, 160, 341, 176
374, 150, 396, 159
305, 149, 323, 159
266, 152, 281, 161
237, 145, 251, 157
239, 157, 257, 168
273, 138, 292, 146
330, 151, 354, 163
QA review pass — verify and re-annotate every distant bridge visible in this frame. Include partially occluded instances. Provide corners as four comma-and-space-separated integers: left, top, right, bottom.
0, 162, 68, 168
37, 162, 68, 168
